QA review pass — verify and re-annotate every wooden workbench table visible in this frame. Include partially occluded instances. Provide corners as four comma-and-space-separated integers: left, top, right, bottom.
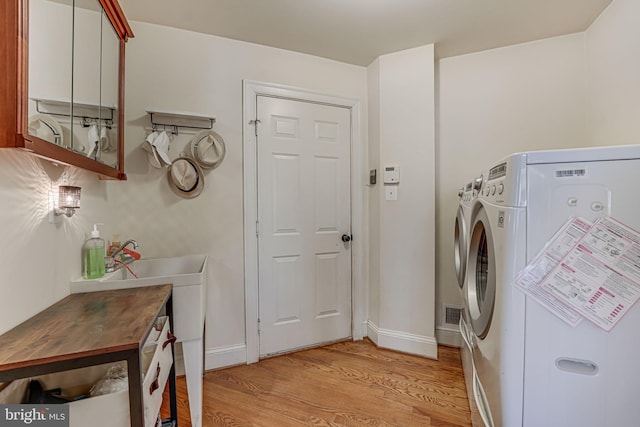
0, 284, 177, 427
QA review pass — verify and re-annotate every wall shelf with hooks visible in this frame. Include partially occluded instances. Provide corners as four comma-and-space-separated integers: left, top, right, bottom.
145, 108, 216, 135
32, 97, 116, 126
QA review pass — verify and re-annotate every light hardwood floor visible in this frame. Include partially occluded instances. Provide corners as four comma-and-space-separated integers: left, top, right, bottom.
162, 339, 472, 426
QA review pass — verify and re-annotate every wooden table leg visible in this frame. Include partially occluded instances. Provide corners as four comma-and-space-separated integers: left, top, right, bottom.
167, 294, 178, 426
127, 351, 144, 427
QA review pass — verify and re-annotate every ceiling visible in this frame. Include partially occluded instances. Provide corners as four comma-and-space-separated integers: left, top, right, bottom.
117, 0, 613, 66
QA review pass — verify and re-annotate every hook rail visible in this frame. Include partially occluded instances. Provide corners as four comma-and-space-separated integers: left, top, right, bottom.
32, 97, 116, 125
146, 108, 216, 136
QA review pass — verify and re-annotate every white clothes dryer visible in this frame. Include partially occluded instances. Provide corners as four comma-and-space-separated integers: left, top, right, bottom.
466, 144, 640, 427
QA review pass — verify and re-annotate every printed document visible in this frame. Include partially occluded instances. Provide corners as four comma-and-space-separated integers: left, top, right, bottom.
541, 217, 640, 331
515, 217, 591, 326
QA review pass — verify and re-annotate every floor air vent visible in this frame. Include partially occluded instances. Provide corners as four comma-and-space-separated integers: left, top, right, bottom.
444, 305, 462, 326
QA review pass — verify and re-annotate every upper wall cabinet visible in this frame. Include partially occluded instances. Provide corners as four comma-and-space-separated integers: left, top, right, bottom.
0, 0, 133, 180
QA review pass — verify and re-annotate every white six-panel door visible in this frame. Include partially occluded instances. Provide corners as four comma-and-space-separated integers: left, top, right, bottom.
257, 95, 352, 357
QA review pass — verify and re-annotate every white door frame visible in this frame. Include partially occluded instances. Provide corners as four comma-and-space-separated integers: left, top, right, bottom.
243, 80, 367, 364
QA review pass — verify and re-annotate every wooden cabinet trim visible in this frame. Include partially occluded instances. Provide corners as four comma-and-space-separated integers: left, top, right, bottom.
100, 0, 134, 41
0, 0, 20, 147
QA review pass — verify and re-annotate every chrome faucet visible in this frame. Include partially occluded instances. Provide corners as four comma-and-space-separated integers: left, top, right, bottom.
105, 239, 139, 272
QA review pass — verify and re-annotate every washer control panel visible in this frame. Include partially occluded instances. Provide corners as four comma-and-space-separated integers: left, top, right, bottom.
476, 153, 527, 207
460, 181, 476, 205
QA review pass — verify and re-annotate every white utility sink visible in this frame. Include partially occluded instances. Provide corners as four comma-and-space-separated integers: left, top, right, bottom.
74, 254, 206, 287
70, 254, 207, 427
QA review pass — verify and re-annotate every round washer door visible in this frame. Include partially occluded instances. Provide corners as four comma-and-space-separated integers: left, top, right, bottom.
467, 205, 496, 339
454, 206, 467, 289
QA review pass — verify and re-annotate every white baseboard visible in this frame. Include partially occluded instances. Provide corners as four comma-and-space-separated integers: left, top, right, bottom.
436, 325, 462, 348
205, 344, 247, 370
175, 352, 185, 376
367, 321, 438, 359
203, 321, 446, 371
360, 319, 368, 339
366, 320, 379, 343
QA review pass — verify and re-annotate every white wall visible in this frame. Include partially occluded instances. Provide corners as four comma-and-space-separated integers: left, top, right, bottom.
368, 45, 437, 358
585, 0, 640, 146
117, 22, 368, 368
0, 150, 118, 335
435, 34, 588, 338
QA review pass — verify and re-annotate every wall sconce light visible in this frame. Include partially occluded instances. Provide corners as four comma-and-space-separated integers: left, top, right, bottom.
50, 185, 81, 222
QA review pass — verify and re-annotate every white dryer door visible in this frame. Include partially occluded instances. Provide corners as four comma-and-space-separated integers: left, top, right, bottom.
467, 205, 496, 339
454, 205, 467, 289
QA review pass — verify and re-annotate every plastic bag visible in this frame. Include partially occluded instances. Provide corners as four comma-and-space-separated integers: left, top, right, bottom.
89, 363, 128, 397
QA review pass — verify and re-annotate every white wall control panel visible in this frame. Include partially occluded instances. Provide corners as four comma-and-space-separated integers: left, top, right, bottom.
383, 165, 400, 183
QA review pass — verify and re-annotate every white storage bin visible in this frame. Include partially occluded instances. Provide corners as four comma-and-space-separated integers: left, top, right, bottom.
1, 316, 174, 427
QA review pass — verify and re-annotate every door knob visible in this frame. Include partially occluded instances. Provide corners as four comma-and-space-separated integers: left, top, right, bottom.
341, 234, 352, 243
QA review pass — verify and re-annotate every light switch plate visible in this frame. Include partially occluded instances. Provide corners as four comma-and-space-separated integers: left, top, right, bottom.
385, 185, 398, 201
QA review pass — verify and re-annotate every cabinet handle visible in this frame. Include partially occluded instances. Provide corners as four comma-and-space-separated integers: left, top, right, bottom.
149, 363, 161, 394
163, 332, 177, 350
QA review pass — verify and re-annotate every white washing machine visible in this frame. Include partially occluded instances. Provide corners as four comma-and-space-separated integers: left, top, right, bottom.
455, 179, 486, 427
466, 144, 640, 426
454, 181, 476, 297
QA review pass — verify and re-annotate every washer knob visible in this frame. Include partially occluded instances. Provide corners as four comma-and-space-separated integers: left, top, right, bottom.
491, 185, 496, 195
498, 183, 504, 195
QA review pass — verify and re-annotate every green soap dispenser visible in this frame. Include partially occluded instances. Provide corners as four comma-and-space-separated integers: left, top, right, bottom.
83, 224, 106, 279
